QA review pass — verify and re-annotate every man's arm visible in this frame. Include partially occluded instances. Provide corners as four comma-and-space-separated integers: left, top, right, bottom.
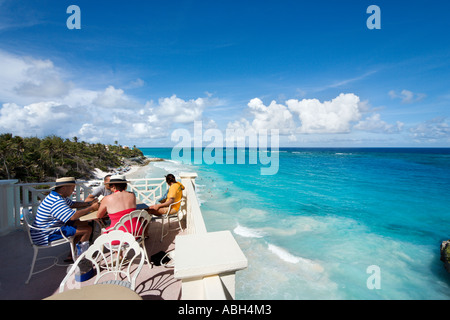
84, 194, 95, 203
84, 185, 104, 202
71, 202, 91, 208
152, 197, 174, 210
70, 202, 99, 221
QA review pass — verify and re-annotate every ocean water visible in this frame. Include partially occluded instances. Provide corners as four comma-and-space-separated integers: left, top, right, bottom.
139, 147, 450, 300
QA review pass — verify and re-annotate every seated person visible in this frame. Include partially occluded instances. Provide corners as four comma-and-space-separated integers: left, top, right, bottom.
146, 174, 184, 216
31, 177, 99, 260
96, 175, 137, 233
85, 175, 113, 203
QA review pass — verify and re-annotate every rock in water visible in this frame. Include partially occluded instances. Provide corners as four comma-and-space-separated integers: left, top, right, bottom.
440, 240, 450, 273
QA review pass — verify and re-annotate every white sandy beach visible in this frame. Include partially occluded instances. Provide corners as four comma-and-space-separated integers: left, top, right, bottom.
91, 158, 164, 180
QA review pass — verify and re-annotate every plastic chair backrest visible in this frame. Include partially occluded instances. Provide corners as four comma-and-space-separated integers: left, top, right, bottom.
167, 199, 182, 215
114, 210, 151, 240
92, 231, 143, 287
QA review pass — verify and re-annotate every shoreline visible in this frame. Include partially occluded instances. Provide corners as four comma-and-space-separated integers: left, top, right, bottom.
91, 157, 165, 180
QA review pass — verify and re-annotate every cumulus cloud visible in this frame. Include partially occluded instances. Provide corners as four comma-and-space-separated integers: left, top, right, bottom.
153, 95, 208, 123
286, 93, 362, 133
0, 51, 73, 104
223, 98, 295, 145
226, 93, 404, 144
0, 101, 72, 137
389, 89, 426, 104
0, 50, 218, 144
247, 98, 296, 134
126, 95, 220, 141
94, 86, 128, 108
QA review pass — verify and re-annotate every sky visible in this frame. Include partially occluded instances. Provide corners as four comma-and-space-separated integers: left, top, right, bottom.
0, 0, 449, 147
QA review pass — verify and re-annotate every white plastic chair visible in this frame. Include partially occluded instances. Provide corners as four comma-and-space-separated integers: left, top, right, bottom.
112, 210, 152, 270
22, 208, 76, 284
59, 230, 145, 293
152, 199, 184, 242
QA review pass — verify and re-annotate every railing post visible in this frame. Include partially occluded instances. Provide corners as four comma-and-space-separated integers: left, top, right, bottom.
180, 172, 197, 190
174, 231, 248, 300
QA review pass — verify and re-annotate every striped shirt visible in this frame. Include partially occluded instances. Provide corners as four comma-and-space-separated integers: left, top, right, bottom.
30, 191, 76, 246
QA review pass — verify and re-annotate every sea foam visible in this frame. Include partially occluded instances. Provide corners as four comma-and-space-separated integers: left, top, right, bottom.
234, 224, 265, 238
267, 244, 324, 273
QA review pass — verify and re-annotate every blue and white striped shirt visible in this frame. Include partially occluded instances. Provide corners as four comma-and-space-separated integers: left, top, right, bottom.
30, 191, 76, 246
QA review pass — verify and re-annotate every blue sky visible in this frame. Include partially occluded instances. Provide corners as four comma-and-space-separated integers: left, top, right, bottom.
0, 0, 449, 147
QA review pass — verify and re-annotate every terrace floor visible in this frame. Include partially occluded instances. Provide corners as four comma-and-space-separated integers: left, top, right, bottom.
0, 218, 186, 300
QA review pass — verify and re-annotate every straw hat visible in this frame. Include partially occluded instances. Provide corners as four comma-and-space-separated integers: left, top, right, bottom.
51, 177, 76, 190
106, 175, 129, 184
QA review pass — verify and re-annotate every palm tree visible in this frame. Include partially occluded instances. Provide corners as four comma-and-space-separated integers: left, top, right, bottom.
0, 134, 25, 180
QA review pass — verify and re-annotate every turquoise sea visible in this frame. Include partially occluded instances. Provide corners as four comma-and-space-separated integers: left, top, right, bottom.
138, 147, 450, 300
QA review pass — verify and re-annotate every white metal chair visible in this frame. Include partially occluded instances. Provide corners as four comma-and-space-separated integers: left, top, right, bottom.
152, 199, 184, 242
112, 210, 152, 270
59, 230, 145, 293
22, 208, 76, 284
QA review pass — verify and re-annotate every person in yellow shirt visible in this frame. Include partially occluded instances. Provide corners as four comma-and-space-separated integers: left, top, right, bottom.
146, 174, 184, 216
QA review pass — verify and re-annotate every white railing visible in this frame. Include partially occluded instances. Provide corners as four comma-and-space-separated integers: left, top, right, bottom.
128, 178, 167, 205
0, 178, 166, 235
0, 173, 247, 300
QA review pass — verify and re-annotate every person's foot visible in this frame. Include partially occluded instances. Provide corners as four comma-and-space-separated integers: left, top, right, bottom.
63, 253, 74, 263
64, 257, 74, 263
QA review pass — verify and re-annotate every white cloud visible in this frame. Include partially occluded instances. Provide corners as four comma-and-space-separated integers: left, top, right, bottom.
286, 93, 362, 133
0, 101, 72, 137
223, 99, 296, 145
354, 113, 404, 133
0, 50, 217, 144
0, 49, 412, 146
154, 95, 208, 123
94, 86, 126, 108
128, 78, 145, 89
226, 93, 404, 145
78, 123, 104, 143
126, 95, 219, 141
409, 117, 450, 142
389, 89, 426, 104
247, 98, 296, 134
0, 50, 73, 104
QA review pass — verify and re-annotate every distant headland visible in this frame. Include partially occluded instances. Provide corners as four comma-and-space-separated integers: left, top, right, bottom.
0, 133, 147, 182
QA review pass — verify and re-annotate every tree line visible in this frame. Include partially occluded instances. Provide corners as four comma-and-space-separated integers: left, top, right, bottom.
0, 133, 144, 182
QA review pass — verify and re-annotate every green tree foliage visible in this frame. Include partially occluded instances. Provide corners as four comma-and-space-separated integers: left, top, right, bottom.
0, 133, 144, 182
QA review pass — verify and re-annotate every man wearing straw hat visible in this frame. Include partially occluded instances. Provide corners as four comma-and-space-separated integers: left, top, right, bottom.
31, 177, 99, 261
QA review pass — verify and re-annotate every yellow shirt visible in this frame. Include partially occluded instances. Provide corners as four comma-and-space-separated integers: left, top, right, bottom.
164, 182, 184, 212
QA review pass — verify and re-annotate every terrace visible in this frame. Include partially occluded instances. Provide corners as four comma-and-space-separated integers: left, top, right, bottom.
0, 173, 247, 300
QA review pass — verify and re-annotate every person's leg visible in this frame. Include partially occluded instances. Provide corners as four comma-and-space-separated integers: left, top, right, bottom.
145, 207, 169, 216
73, 221, 92, 243
47, 222, 79, 262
